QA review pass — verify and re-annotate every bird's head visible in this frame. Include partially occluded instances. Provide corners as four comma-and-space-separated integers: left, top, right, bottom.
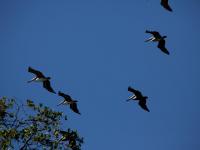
73, 100, 78, 103
162, 36, 167, 39
47, 77, 51, 80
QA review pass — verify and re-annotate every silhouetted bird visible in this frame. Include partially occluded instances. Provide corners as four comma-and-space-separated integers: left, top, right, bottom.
161, 0, 173, 12
127, 86, 150, 112
58, 130, 78, 150
58, 130, 73, 141
58, 91, 81, 115
27, 67, 56, 94
145, 30, 170, 55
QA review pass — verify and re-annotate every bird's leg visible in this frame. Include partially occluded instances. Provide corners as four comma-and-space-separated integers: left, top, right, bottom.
126, 95, 136, 101
57, 99, 66, 106
27, 77, 37, 83
145, 36, 154, 42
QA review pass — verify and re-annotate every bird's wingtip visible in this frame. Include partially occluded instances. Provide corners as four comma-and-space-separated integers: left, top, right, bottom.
143, 108, 150, 112
126, 99, 131, 102
164, 51, 170, 55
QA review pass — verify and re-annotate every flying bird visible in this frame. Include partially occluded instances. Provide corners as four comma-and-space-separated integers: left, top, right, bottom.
27, 67, 56, 94
127, 86, 150, 112
161, 0, 172, 12
145, 30, 170, 55
58, 91, 81, 115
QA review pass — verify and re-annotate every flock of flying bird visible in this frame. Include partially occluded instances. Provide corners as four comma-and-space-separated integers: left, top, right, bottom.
27, 0, 173, 113
28, 67, 81, 115
127, 0, 173, 111
144, 0, 173, 55
126, 0, 173, 111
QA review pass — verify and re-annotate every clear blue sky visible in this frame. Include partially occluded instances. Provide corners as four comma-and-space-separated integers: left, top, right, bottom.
0, 0, 200, 150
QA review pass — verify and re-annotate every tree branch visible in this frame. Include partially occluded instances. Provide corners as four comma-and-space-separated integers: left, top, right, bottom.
19, 133, 34, 150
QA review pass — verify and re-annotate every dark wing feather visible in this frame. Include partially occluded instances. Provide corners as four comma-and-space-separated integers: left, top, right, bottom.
70, 103, 81, 115
145, 30, 162, 39
157, 40, 170, 55
128, 86, 143, 97
43, 80, 56, 94
58, 91, 72, 101
138, 100, 150, 112
28, 67, 45, 78
161, 0, 172, 12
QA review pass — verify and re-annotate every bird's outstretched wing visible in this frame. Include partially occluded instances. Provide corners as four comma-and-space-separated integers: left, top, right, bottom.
70, 103, 81, 115
58, 91, 71, 101
43, 80, 56, 94
28, 67, 45, 78
128, 86, 142, 97
158, 40, 170, 55
145, 30, 162, 39
138, 100, 150, 112
161, 0, 172, 12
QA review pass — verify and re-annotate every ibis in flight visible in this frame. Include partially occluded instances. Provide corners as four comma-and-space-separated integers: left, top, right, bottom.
127, 86, 150, 112
145, 30, 170, 55
58, 91, 81, 115
27, 67, 56, 94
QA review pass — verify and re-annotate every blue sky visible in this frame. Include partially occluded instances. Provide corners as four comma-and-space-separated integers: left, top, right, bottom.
0, 0, 200, 149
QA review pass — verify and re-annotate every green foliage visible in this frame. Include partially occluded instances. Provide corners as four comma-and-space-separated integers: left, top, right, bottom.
0, 97, 83, 150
